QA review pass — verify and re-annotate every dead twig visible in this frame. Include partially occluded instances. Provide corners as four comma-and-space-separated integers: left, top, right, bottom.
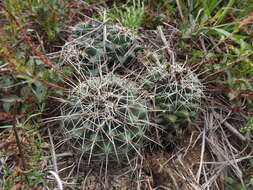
48, 128, 63, 190
157, 26, 175, 64
212, 111, 247, 141
49, 171, 63, 190
12, 101, 29, 185
196, 129, 206, 183
175, 0, 184, 21
48, 128, 59, 174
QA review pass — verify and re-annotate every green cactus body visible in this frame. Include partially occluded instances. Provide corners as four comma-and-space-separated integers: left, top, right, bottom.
143, 63, 203, 132
61, 75, 149, 164
68, 21, 141, 75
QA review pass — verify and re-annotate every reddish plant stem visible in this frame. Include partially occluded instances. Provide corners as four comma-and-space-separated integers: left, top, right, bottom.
1, 50, 66, 90
0, 4, 63, 74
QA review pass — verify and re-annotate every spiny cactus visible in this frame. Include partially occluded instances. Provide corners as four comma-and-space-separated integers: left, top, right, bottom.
142, 57, 203, 133
63, 20, 142, 76
61, 74, 150, 165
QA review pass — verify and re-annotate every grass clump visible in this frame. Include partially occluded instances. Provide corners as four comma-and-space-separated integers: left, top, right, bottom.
107, 0, 145, 29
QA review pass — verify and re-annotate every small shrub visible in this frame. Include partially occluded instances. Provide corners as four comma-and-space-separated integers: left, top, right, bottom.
2, 0, 69, 41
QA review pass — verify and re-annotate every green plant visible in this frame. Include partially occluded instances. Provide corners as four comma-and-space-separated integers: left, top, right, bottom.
0, 56, 63, 119
0, 155, 14, 190
172, 0, 253, 116
2, 0, 69, 41
144, 0, 177, 28
224, 174, 253, 190
0, 122, 46, 189
64, 20, 142, 75
108, 0, 145, 29
60, 74, 150, 166
175, 0, 236, 37
27, 133, 45, 187
0, 1, 67, 118
142, 54, 203, 133
240, 116, 253, 140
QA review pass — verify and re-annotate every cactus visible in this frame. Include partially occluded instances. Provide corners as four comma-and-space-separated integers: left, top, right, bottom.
59, 23, 203, 169
142, 58, 203, 133
63, 20, 142, 76
61, 74, 149, 165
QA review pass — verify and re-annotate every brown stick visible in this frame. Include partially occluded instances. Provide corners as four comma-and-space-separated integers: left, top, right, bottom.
204, 97, 253, 115
212, 111, 247, 141
205, 88, 253, 99
12, 102, 30, 184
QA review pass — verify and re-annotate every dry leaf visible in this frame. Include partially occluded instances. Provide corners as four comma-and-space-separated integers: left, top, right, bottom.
11, 183, 23, 190
239, 13, 253, 28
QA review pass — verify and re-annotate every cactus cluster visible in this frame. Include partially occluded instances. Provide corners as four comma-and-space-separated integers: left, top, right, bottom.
61, 74, 149, 164
63, 20, 142, 76
59, 21, 203, 169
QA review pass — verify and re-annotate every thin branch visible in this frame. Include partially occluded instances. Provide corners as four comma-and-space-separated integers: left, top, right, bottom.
49, 171, 63, 190
196, 129, 206, 183
48, 128, 63, 190
176, 0, 184, 21
12, 101, 29, 184
213, 111, 247, 142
